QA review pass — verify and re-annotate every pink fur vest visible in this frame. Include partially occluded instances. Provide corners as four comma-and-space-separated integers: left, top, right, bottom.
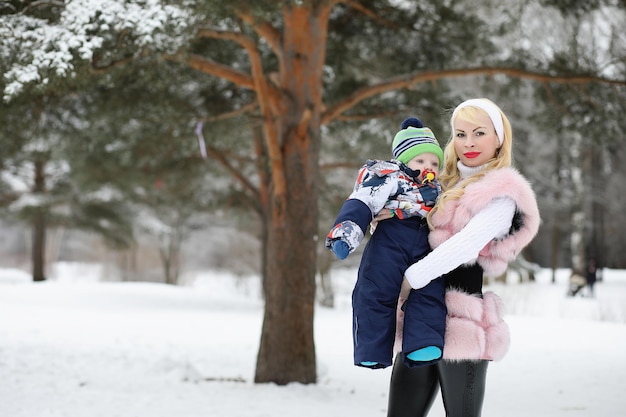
443, 290, 509, 361
429, 167, 540, 277
395, 168, 539, 361
394, 290, 510, 361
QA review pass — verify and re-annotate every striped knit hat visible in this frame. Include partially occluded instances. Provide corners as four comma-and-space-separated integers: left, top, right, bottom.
391, 117, 443, 165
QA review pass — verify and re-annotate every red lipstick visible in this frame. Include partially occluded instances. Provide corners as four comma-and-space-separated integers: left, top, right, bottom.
464, 152, 480, 159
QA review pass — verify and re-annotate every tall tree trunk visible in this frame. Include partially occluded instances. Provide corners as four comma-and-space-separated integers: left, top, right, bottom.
253, 5, 327, 385
569, 132, 585, 274
253, 125, 270, 299
589, 144, 604, 269
159, 225, 182, 285
32, 159, 46, 282
550, 222, 560, 284
255, 152, 319, 384
550, 138, 564, 283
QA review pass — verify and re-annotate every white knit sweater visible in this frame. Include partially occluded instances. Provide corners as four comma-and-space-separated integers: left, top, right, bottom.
404, 163, 516, 289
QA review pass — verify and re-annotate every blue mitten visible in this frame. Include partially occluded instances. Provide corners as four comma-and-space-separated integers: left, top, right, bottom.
326, 220, 363, 259
332, 240, 350, 260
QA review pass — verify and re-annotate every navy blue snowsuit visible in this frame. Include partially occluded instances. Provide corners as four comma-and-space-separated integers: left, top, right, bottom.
328, 161, 446, 369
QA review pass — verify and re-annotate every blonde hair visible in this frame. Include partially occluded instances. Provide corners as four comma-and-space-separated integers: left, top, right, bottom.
428, 99, 513, 226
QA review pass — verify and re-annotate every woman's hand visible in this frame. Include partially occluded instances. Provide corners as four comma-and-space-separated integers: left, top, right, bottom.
370, 208, 394, 234
399, 277, 412, 302
374, 208, 394, 222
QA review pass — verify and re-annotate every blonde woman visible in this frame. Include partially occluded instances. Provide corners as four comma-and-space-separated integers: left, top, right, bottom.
386, 98, 540, 417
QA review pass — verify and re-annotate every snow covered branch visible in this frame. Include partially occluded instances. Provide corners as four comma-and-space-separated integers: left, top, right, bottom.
1, 0, 192, 101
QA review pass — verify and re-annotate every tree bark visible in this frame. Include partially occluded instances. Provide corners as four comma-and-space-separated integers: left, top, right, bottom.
255, 153, 319, 384
32, 159, 47, 282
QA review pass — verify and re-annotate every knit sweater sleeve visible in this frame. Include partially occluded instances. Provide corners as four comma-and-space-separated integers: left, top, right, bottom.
404, 197, 516, 289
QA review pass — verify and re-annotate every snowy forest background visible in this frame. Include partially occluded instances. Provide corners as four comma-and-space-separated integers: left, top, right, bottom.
1, 0, 625, 385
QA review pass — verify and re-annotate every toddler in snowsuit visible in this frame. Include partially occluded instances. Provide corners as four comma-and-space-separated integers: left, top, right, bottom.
326, 117, 446, 369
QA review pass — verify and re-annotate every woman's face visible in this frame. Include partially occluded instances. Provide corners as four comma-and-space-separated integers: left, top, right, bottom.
453, 112, 500, 167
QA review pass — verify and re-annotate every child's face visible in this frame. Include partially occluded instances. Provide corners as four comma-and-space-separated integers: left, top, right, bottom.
406, 152, 440, 180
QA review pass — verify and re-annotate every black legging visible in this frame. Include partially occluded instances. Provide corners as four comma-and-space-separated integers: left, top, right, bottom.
387, 353, 489, 417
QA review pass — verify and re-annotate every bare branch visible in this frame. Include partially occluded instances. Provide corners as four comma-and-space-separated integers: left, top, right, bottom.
90, 56, 135, 74
21, 0, 64, 14
203, 143, 260, 200
320, 161, 363, 171
225, 24, 286, 214
340, 0, 399, 28
192, 23, 285, 211
201, 102, 259, 124
334, 110, 407, 122
235, 10, 282, 57
182, 54, 255, 89
196, 27, 252, 47
322, 67, 626, 125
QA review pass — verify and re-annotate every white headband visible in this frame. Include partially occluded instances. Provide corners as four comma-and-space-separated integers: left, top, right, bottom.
452, 99, 504, 145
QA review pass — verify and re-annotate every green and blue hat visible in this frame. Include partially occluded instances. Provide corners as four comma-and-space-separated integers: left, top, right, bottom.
391, 117, 443, 165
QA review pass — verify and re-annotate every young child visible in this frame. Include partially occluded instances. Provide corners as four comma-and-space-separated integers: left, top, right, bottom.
326, 117, 446, 369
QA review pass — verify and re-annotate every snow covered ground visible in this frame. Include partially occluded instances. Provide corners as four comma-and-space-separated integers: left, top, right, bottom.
1, 263, 625, 417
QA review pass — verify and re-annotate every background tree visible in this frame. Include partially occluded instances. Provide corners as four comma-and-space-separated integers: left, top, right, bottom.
0, 90, 136, 281
517, 2, 626, 275
60, 58, 225, 284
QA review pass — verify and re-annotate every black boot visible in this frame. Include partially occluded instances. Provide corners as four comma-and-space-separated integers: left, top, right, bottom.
437, 360, 489, 417
387, 353, 439, 417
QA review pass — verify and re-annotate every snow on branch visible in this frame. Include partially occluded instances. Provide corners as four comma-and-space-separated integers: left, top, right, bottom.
1, 0, 192, 101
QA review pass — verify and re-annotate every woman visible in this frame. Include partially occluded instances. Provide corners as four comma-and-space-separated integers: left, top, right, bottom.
386, 98, 540, 417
